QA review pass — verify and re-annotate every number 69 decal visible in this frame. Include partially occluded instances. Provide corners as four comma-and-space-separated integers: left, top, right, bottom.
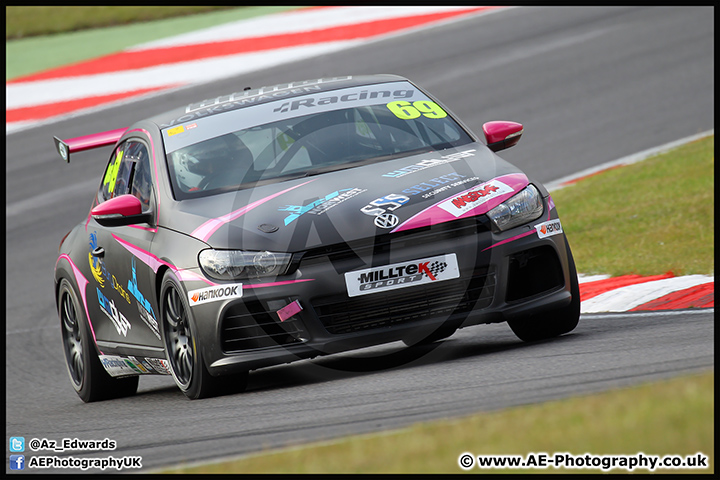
387, 100, 447, 120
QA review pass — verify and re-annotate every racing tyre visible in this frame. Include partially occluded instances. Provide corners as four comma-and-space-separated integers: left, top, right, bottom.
59, 278, 139, 402
506, 241, 580, 342
160, 271, 248, 399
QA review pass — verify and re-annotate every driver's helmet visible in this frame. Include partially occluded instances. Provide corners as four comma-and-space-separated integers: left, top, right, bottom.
184, 133, 252, 176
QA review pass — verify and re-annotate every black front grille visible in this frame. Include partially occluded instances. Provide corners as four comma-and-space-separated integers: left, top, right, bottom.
221, 301, 304, 352
312, 269, 495, 335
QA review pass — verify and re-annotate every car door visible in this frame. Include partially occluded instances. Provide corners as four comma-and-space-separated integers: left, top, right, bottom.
88, 138, 163, 350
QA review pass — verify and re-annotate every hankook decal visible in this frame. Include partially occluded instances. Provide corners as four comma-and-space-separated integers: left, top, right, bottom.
535, 219, 563, 239
188, 284, 243, 306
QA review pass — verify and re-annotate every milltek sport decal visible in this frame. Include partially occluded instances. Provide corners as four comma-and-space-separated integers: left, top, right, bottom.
188, 284, 243, 306
345, 254, 459, 297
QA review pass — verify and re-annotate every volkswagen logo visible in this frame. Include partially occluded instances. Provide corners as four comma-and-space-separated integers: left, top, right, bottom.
374, 213, 399, 229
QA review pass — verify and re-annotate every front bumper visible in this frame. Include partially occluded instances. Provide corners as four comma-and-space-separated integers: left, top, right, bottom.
192, 202, 574, 376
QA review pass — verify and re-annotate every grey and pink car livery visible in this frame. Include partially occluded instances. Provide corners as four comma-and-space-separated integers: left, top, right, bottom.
53, 74, 579, 401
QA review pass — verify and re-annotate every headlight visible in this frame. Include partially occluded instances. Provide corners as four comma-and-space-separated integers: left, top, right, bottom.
198, 249, 292, 280
486, 184, 544, 232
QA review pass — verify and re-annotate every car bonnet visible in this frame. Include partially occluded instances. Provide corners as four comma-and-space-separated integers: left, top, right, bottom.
161, 143, 530, 252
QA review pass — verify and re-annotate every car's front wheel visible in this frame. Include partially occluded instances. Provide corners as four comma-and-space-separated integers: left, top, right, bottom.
160, 270, 248, 399
59, 278, 138, 402
506, 241, 581, 342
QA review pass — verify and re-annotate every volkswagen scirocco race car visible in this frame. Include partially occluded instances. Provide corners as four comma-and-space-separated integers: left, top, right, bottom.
53, 74, 580, 401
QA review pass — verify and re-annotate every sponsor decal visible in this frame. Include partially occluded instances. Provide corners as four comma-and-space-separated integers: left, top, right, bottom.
402, 173, 467, 196
139, 359, 156, 373
279, 187, 366, 226
382, 149, 476, 178
386, 100, 447, 120
127, 357, 150, 374
88, 231, 110, 288
137, 304, 160, 340
535, 219, 563, 239
89, 252, 105, 287
360, 193, 410, 217
102, 148, 123, 194
127, 258, 160, 338
421, 176, 478, 199
123, 359, 144, 374
438, 180, 514, 217
188, 284, 243, 306
273, 89, 414, 113
345, 254, 460, 297
99, 355, 136, 377
145, 358, 172, 375
180, 77, 352, 117
167, 125, 185, 136
112, 275, 131, 304
97, 288, 131, 337
374, 213, 399, 229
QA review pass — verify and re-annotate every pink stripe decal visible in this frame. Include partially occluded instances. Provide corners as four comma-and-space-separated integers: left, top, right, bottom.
176, 270, 216, 285
111, 234, 215, 285
84, 209, 93, 232
481, 229, 537, 252
112, 234, 167, 273
392, 173, 529, 233
129, 224, 158, 233
191, 180, 313, 242
547, 196, 556, 216
57, 254, 100, 352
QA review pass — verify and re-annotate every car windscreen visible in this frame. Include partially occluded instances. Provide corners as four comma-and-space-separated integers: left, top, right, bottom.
163, 82, 474, 199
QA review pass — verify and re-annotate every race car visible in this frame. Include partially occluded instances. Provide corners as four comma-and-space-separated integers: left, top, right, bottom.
53, 74, 580, 401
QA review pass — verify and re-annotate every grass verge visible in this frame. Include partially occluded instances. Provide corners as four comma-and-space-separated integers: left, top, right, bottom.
162, 371, 713, 474
554, 135, 714, 276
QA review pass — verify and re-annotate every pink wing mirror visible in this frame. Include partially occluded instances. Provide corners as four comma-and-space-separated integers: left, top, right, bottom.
91, 194, 151, 227
482, 121, 524, 152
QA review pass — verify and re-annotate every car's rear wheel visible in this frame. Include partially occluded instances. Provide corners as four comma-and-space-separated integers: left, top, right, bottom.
160, 270, 248, 399
59, 278, 138, 402
506, 241, 581, 342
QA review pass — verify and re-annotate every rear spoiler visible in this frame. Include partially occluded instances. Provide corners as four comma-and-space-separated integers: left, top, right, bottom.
53, 127, 128, 163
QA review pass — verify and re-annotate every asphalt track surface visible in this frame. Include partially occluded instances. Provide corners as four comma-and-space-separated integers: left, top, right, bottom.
5, 7, 714, 473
